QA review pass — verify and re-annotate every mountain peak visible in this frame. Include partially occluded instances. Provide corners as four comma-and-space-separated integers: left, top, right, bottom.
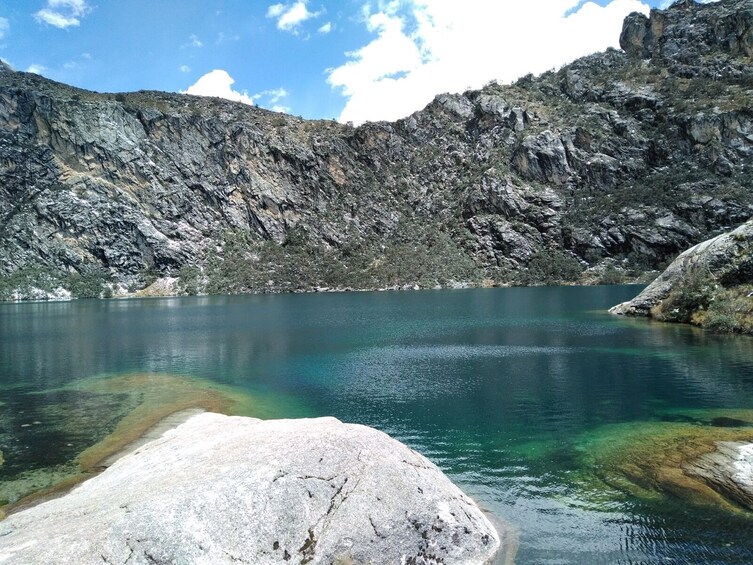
620, 0, 753, 75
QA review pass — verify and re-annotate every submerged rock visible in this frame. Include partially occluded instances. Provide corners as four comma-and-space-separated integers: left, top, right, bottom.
573, 411, 753, 513
0, 413, 502, 564
686, 441, 753, 511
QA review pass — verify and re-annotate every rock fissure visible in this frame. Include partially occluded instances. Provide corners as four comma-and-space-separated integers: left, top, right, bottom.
368, 515, 387, 540
0, 414, 503, 564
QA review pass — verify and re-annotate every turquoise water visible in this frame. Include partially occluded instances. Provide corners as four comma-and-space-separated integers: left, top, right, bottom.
2, 286, 753, 563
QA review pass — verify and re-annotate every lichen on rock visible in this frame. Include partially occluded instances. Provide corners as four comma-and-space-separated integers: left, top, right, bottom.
0, 413, 505, 564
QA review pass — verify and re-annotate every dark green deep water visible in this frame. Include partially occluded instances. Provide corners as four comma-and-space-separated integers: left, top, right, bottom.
2, 285, 753, 563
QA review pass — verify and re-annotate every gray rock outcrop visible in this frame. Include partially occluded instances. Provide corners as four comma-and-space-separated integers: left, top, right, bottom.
0, 413, 502, 564
621, 0, 753, 76
2, 0, 753, 295
686, 441, 753, 511
610, 218, 753, 316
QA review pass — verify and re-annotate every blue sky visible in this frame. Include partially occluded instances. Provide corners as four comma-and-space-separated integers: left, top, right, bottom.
0, 0, 673, 124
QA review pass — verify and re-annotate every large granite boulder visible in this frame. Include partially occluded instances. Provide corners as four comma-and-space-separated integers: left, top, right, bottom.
0, 413, 502, 564
610, 218, 753, 317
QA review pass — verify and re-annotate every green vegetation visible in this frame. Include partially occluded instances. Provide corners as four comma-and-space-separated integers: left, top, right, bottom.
65, 267, 109, 299
598, 265, 627, 285
694, 285, 753, 334
520, 248, 583, 285
0, 266, 61, 301
178, 264, 200, 295
205, 224, 480, 294
0, 265, 109, 301
651, 269, 753, 334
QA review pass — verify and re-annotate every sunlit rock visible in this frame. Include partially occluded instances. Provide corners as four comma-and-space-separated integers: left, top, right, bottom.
686, 441, 753, 511
0, 413, 502, 564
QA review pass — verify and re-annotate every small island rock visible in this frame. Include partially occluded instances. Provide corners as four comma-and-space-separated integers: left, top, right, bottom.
0, 413, 502, 564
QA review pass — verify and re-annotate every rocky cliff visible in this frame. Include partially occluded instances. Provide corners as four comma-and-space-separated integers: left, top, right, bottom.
1, 0, 753, 297
611, 217, 753, 332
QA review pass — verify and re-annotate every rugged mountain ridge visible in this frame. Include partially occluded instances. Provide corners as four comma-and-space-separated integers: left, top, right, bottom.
1, 0, 752, 297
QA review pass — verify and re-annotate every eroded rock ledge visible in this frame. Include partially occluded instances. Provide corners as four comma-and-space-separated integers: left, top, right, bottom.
610, 218, 753, 323
686, 441, 753, 511
0, 413, 502, 564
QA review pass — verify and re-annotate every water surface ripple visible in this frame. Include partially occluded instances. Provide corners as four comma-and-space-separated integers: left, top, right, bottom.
2, 286, 753, 563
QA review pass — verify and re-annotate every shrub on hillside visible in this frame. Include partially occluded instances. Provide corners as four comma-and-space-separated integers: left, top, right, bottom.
523, 249, 583, 285
651, 268, 715, 323
0, 266, 61, 300
66, 267, 109, 299
696, 286, 753, 334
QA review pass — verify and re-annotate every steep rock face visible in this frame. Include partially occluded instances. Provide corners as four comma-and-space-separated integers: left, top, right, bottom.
610, 217, 753, 316
1, 0, 753, 294
0, 413, 503, 564
621, 0, 753, 75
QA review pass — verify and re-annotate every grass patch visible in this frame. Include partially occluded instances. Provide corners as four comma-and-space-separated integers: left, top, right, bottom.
693, 285, 753, 334
204, 223, 481, 294
651, 265, 753, 334
519, 248, 584, 285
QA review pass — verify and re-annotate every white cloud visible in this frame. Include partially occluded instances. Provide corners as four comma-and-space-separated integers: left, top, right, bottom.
216, 31, 240, 44
267, 3, 285, 18
267, 1, 320, 32
183, 69, 255, 105
180, 64, 191, 73
0, 17, 8, 39
26, 63, 47, 74
253, 87, 292, 113
187, 33, 202, 47
255, 87, 290, 103
328, 0, 651, 124
183, 70, 293, 114
34, 0, 90, 29
318, 21, 332, 34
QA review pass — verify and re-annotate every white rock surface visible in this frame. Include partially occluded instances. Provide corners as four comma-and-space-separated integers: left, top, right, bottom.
610, 218, 753, 317
686, 441, 753, 511
133, 276, 180, 297
0, 413, 502, 564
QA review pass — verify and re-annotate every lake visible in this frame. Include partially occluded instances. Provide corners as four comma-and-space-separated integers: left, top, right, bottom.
1, 285, 753, 563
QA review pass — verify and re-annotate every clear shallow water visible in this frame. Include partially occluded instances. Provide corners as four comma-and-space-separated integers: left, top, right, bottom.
2, 286, 753, 563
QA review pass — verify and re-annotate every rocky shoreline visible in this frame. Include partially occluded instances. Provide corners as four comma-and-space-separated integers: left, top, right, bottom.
611, 218, 753, 333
